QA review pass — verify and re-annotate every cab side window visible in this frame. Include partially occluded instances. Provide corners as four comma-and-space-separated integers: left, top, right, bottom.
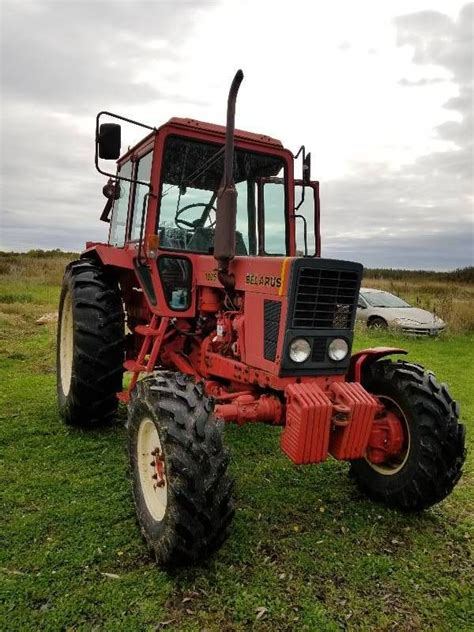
130, 152, 153, 241
263, 178, 286, 255
109, 161, 132, 247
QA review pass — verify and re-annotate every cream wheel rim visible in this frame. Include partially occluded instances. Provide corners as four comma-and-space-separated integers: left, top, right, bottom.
366, 395, 411, 476
60, 290, 74, 396
137, 418, 168, 521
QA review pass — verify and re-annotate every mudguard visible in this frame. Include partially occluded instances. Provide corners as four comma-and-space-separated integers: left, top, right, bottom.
348, 347, 407, 383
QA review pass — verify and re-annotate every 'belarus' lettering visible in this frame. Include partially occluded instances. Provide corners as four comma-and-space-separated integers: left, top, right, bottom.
245, 274, 282, 288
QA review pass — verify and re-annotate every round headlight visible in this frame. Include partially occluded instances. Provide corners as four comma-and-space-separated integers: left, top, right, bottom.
289, 338, 311, 363
328, 338, 349, 361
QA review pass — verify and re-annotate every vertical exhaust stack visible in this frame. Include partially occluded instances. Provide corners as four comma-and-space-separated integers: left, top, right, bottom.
214, 69, 244, 290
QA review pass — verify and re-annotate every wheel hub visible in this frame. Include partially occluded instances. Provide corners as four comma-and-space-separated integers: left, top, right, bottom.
137, 418, 168, 521
150, 448, 166, 489
365, 396, 410, 475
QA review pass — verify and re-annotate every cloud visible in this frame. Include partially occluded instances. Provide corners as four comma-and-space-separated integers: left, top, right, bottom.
395, 2, 473, 151
0, 0, 217, 249
395, 4, 473, 82
322, 2, 473, 269
0, 0, 210, 109
398, 77, 445, 86
325, 227, 473, 270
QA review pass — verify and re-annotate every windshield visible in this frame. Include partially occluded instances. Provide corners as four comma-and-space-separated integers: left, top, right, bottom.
157, 135, 286, 255
362, 291, 411, 308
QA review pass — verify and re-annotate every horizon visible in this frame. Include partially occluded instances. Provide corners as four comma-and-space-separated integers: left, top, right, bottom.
1, 248, 472, 274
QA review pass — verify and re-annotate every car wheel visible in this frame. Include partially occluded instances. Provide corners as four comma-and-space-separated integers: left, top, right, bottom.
368, 316, 388, 330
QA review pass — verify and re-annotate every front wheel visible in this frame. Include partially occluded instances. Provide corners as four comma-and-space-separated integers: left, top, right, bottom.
350, 360, 466, 510
128, 372, 235, 566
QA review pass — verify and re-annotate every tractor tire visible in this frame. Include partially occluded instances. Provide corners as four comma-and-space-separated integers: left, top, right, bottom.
350, 360, 466, 511
57, 259, 125, 427
128, 372, 235, 566
368, 316, 388, 330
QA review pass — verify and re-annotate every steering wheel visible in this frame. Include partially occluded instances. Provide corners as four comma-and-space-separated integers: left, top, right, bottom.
175, 203, 217, 230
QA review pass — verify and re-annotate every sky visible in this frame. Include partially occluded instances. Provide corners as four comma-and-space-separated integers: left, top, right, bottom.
0, 0, 472, 270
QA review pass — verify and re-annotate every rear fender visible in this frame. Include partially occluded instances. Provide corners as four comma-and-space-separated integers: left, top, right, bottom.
349, 347, 407, 383
82, 243, 134, 269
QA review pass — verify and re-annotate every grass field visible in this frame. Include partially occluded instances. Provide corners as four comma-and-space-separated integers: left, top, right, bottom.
1, 252, 473, 631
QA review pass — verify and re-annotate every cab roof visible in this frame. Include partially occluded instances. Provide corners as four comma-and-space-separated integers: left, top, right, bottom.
167, 117, 283, 148
118, 117, 284, 164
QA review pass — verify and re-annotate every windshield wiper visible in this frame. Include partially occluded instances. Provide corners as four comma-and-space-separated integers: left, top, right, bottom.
185, 146, 225, 188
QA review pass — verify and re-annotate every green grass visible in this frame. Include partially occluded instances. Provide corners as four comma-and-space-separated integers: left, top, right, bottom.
1, 259, 473, 631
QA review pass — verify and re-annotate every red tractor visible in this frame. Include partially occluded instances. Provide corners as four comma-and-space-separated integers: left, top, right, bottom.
57, 71, 465, 566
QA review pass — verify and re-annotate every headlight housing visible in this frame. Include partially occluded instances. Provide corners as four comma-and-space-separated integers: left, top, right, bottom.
289, 338, 311, 363
328, 338, 349, 361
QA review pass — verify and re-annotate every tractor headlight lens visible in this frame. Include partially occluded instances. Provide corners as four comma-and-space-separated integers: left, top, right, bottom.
289, 338, 311, 363
328, 338, 349, 361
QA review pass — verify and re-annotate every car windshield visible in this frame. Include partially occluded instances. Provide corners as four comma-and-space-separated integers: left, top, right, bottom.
362, 291, 411, 308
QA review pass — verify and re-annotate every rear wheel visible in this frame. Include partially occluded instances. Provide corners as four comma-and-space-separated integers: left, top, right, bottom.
128, 372, 235, 566
57, 259, 125, 427
350, 360, 466, 510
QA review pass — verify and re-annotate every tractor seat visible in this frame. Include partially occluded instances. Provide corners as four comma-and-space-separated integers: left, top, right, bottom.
159, 227, 188, 249
186, 227, 248, 255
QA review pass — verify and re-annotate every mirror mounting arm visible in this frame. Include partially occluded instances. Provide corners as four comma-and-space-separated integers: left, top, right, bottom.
95, 110, 156, 186
292, 213, 308, 256
293, 145, 312, 210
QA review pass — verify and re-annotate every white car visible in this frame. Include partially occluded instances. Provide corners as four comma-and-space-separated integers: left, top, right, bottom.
357, 288, 446, 335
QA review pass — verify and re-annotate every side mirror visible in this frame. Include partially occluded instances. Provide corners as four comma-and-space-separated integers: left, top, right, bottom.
303, 152, 311, 184
98, 123, 121, 160
358, 302, 367, 309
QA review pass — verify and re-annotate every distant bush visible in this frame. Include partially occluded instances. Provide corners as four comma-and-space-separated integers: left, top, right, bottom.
0, 250, 77, 286
0, 249, 79, 259
365, 266, 473, 284
445, 267, 474, 284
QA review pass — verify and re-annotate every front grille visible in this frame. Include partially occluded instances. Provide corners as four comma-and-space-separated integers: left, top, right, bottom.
280, 258, 362, 376
311, 337, 327, 362
263, 299, 281, 361
292, 268, 359, 329
401, 325, 445, 336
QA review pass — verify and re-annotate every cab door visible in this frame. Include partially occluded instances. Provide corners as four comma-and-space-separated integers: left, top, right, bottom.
128, 151, 153, 243
108, 160, 132, 247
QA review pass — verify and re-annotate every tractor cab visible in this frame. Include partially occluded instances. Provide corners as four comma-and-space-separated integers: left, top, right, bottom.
100, 118, 319, 261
